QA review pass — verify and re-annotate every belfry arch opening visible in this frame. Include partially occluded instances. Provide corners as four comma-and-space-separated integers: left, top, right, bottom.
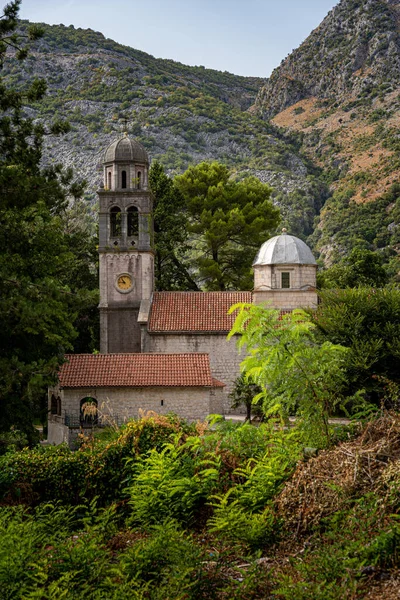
137, 171, 141, 189
127, 206, 139, 238
110, 206, 121, 237
107, 171, 112, 190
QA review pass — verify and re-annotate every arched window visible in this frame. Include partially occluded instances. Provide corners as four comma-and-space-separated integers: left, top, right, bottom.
127, 206, 139, 237
80, 397, 98, 426
137, 171, 141, 189
121, 170, 127, 189
110, 206, 121, 237
107, 171, 112, 190
57, 397, 62, 416
50, 394, 58, 415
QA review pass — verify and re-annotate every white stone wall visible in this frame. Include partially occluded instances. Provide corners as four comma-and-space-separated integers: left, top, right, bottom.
59, 386, 221, 423
254, 264, 317, 290
47, 419, 70, 445
253, 289, 318, 309
142, 333, 244, 413
99, 252, 154, 309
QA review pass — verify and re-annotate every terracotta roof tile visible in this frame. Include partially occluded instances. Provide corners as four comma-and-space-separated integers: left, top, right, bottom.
59, 353, 220, 388
212, 378, 226, 388
148, 291, 252, 333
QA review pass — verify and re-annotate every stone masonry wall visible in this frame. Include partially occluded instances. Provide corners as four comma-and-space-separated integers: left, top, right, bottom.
99, 251, 154, 353
101, 307, 141, 353
142, 333, 244, 413
47, 418, 70, 445
253, 289, 318, 310
58, 386, 221, 424
254, 264, 317, 290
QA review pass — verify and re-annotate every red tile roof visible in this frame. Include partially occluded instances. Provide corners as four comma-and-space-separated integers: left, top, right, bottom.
59, 353, 224, 388
148, 291, 252, 333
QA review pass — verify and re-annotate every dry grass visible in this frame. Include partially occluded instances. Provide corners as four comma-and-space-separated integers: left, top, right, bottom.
362, 569, 400, 600
276, 413, 400, 533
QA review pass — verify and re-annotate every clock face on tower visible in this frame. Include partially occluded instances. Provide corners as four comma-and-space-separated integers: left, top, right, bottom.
116, 273, 133, 292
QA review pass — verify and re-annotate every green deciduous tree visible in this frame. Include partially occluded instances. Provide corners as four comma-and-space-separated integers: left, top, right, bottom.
0, 1, 96, 441
308, 287, 400, 406
175, 162, 280, 290
59, 196, 99, 353
0, 204, 79, 441
229, 374, 263, 422
229, 304, 355, 446
318, 248, 389, 289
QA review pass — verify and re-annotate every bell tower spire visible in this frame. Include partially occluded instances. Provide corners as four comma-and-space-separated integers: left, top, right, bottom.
98, 135, 154, 353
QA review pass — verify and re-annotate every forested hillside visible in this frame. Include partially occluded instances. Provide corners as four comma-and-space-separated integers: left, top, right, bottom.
255, 0, 400, 273
3, 0, 400, 273
2, 21, 327, 239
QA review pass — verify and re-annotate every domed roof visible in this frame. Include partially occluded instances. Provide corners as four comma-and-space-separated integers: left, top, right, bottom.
103, 134, 149, 164
253, 230, 316, 266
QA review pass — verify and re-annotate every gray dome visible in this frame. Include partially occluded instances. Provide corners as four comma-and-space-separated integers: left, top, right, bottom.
253, 231, 316, 266
104, 135, 149, 164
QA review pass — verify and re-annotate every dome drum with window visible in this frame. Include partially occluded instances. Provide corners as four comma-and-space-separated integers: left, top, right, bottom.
252, 229, 318, 310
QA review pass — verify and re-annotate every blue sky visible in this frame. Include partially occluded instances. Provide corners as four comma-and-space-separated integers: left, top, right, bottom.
20, 0, 338, 77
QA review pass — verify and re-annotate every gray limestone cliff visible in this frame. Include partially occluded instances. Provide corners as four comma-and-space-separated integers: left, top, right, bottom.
254, 0, 400, 118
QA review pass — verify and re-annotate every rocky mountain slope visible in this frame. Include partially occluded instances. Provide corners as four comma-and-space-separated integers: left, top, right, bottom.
255, 0, 400, 118
254, 0, 400, 270
3, 21, 327, 239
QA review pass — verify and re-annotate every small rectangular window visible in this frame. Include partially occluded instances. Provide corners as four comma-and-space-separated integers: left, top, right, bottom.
281, 272, 290, 288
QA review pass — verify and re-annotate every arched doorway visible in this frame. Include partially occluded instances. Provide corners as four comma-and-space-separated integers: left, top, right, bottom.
80, 397, 98, 426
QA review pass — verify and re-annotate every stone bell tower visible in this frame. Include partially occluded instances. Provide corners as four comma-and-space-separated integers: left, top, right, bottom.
98, 134, 154, 353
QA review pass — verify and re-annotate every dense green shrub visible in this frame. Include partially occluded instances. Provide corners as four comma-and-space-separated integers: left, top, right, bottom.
0, 414, 399, 598
126, 442, 220, 527
309, 287, 400, 405
274, 494, 400, 600
0, 414, 192, 505
208, 494, 275, 550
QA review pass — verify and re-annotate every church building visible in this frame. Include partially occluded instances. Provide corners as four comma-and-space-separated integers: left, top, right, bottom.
48, 135, 318, 446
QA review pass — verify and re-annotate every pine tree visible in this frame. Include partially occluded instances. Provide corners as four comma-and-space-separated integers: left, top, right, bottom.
175, 162, 280, 290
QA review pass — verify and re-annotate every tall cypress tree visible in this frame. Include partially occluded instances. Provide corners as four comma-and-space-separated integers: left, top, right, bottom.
150, 161, 198, 291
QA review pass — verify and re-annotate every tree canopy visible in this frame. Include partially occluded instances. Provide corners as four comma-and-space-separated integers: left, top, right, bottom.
175, 162, 280, 290
308, 287, 400, 406
0, 0, 97, 441
229, 304, 353, 446
318, 248, 389, 289
149, 161, 198, 291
